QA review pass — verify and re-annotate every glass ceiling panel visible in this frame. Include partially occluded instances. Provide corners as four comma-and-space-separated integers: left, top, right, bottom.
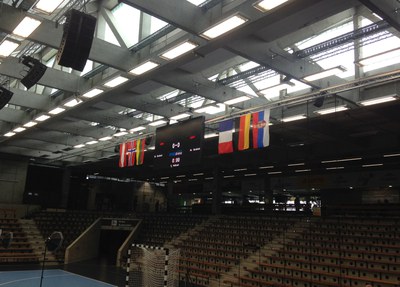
112, 3, 141, 47
104, 23, 121, 46
150, 16, 168, 34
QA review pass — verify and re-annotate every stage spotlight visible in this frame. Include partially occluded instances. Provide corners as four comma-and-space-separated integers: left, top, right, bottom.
20, 56, 47, 89
0, 86, 14, 110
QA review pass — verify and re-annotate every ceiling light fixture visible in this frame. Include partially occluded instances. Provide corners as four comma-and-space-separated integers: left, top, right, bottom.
161, 41, 198, 60
201, 15, 248, 39
12, 16, 41, 38
254, 0, 289, 12
288, 163, 305, 167
321, 157, 362, 163
315, 105, 349, 115
49, 107, 65, 115
170, 113, 191, 120
383, 153, 400, 157
82, 88, 104, 98
13, 127, 26, 133
281, 114, 306, 122
149, 120, 167, 127
114, 131, 128, 137
303, 66, 346, 82
4, 132, 16, 137
194, 103, 225, 114
362, 163, 383, 168
0, 39, 20, 57
129, 61, 159, 75
35, 114, 51, 122
130, 126, 146, 132
224, 95, 250, 105
268, 171, 282, 175
204, 133, 218, 139
86, 140, 98, 145
259, 165, 274, 169
74, 144, 85, 148
359, 95, 398, 106
99, 136, 112, 141
326, 166, 345, 170
23, 121, 37, 127
64, 98, 83, 107
104, 76, 129, 88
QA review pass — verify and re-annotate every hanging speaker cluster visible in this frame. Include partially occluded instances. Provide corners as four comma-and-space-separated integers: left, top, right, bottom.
20, 56, 47, 89
56, 9, 97, 71
0, 86, 14, 110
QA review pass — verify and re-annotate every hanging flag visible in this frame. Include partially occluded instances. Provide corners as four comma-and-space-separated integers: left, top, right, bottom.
126, 141, 136, 166
218, 119, 234, 154
135, 138, 146, 165
252, 109, 270, 148
238, 114, 251, 151
119, 143, 127, 168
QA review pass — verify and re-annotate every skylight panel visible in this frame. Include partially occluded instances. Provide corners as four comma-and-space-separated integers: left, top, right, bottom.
112, 3, 140, 47
296, 22, 353, 50
12, 16, 41, 38
286, 79, 311, 94
158, 90, 180, 101
150, 15, 168, 34
315, 49, 355, 79
186, 0, 207, 5
239, 61, 260, 72
360, 37, 400, 73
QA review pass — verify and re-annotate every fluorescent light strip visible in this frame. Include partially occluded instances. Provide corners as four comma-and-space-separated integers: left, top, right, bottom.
86, 140, 98, 145
194, 104, 225, 114
24, 121, 37, 127
295, 169, 311, 173
288, 163, 305, 167
281, 115, 306, 122
223, 175, 235, 178
49, 107, 65, 115
170, 113, 191, 120
303, 66, 346, 82
64, 99, 82, 107
176, 175, 186, 178
259, 166, 274, 169
326, 166, 345, 170
205, 177, 214, 180
224, 96, 250, 105
99, 136, 112, 141
201, 15, 247, 39
149, 120, 167, 126
234, 168, 247, 172
255, 0, 289, 11
321, 157, 362, 163
315, 105, 348, 115
188, 179, 198, 182
268, 171, 282, 175
35, 115, 50, 122
130, 126, 146, 132
0, 39, 20, 57
4, 132, 16, 137
12, 16, 41, 38
359, 95, 398, 106
160, 177, 170, 180
193, 173, 204, 176
383, 153, 400, 158
129, 61, 159, 75
74, 144, 85, 148
82, 88, 104, 98
204, 133, 218, 139
104, 76, 128, 88
161, 41, 198, 60
114, 131, 128, 137
244, 173, 257, 177
35, 0, 64, 13
362, 163, 383, 168
13, 127, 26, 133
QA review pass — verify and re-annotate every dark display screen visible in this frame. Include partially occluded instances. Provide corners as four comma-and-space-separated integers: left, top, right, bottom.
154, 116, 204, 169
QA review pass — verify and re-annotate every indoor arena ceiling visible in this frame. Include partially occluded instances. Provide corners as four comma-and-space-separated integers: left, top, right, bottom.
0, 0, 400, 168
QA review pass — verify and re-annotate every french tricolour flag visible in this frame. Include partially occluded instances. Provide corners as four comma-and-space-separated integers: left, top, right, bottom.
252, 109, 270, 148
218, 119, 234, 154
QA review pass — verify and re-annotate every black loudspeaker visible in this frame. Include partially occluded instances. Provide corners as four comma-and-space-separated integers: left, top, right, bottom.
45, 231, 64, 252
0, 87, 14, 110
313, 96, 325, 108
20, 56, 47, 89
56, 9, 96, 71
